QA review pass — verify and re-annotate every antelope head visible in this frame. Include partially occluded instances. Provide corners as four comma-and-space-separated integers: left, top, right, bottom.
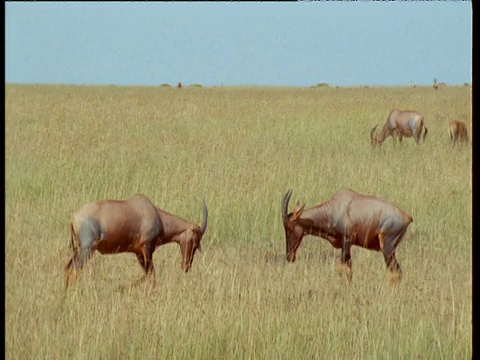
281, 189, 306, 262
179, 199, 208, 272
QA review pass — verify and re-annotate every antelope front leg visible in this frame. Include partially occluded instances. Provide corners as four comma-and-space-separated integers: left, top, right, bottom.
336, 256, 344, 276
134, 244, 156, 289
391, 131, 397, 145
340, 236, 353, 283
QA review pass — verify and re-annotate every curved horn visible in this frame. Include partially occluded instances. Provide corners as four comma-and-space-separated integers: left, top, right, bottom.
200, 198, 208, 236
370, 124, 378, 143
281, 189, 293, 224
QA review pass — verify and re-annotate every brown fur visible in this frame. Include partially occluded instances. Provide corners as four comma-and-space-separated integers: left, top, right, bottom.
433, 78, 446, 90
448, 120, 468, 144
65, 194, 208, 289
371, 109, 428, 146
282, 189, 412, 284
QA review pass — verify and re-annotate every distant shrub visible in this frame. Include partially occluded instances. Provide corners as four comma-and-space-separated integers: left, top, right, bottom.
159, 83, 171, 87
190, 84, 203, 88
312, 83, 329, 88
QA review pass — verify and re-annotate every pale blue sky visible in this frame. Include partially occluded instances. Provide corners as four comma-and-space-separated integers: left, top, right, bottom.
5, 2, 472, 87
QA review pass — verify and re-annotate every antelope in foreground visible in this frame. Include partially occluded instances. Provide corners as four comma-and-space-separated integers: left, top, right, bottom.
65, 194, 208, 289
371, 109, 428, 146
448, 120, 468, 144
281, 189, 413, 284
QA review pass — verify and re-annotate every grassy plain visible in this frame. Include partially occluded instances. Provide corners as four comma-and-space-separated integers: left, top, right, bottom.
6, 84, 471, 359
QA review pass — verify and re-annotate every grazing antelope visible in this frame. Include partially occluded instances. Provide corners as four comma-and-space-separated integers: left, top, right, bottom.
433, 78, 446, 90
371, 109, 428, 146
281, 189, 413, 284
448, 120, 469, 144
65, 194, 208, 289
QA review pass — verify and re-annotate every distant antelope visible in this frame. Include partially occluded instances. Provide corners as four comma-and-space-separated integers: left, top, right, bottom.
433, 78, 446, 90
371, 109, 428, 146
448, 120, 468, 144
177, 82, 182, 88
65, 194, 208, 289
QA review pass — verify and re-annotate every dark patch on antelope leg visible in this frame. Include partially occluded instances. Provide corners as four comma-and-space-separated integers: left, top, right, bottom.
341, 236, 353, 283
134, 242, 156, 288
383, 229, 406, 284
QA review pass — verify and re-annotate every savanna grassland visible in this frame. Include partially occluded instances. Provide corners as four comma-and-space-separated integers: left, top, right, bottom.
6, 84, 471, 359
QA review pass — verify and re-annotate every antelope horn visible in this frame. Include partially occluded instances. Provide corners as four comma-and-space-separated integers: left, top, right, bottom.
281, 189, 293, 224
200, 198, 208, 236
370, 124, 378, 143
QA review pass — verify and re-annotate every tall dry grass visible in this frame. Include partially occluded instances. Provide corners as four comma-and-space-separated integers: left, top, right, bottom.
6, 84, 471, 359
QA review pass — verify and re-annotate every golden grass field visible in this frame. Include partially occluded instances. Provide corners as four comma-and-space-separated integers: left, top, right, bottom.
6, 84, 471, 359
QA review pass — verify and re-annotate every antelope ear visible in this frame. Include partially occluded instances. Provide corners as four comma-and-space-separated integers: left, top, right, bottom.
292, 200, 301, 211
291, 204, 305, 222
291, 203, 301, 217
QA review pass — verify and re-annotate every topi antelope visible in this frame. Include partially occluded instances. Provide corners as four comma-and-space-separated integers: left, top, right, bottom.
448, 120, 468, 144
281, 189, 413, 284
433, 78, 446, 90
65, 194, 208, 289
371, 109, 428, 146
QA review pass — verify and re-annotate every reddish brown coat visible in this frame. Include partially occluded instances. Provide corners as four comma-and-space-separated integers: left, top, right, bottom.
371, 109, 428, 145
282, 189, 412, 283
65, 194, 207, 289
448, 120, 468, 144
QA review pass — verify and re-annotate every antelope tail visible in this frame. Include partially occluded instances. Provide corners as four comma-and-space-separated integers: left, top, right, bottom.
69, 223, 77, 251
370, 124, 378, 144
70, 224, 75, 250
423, 126, 428, 142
